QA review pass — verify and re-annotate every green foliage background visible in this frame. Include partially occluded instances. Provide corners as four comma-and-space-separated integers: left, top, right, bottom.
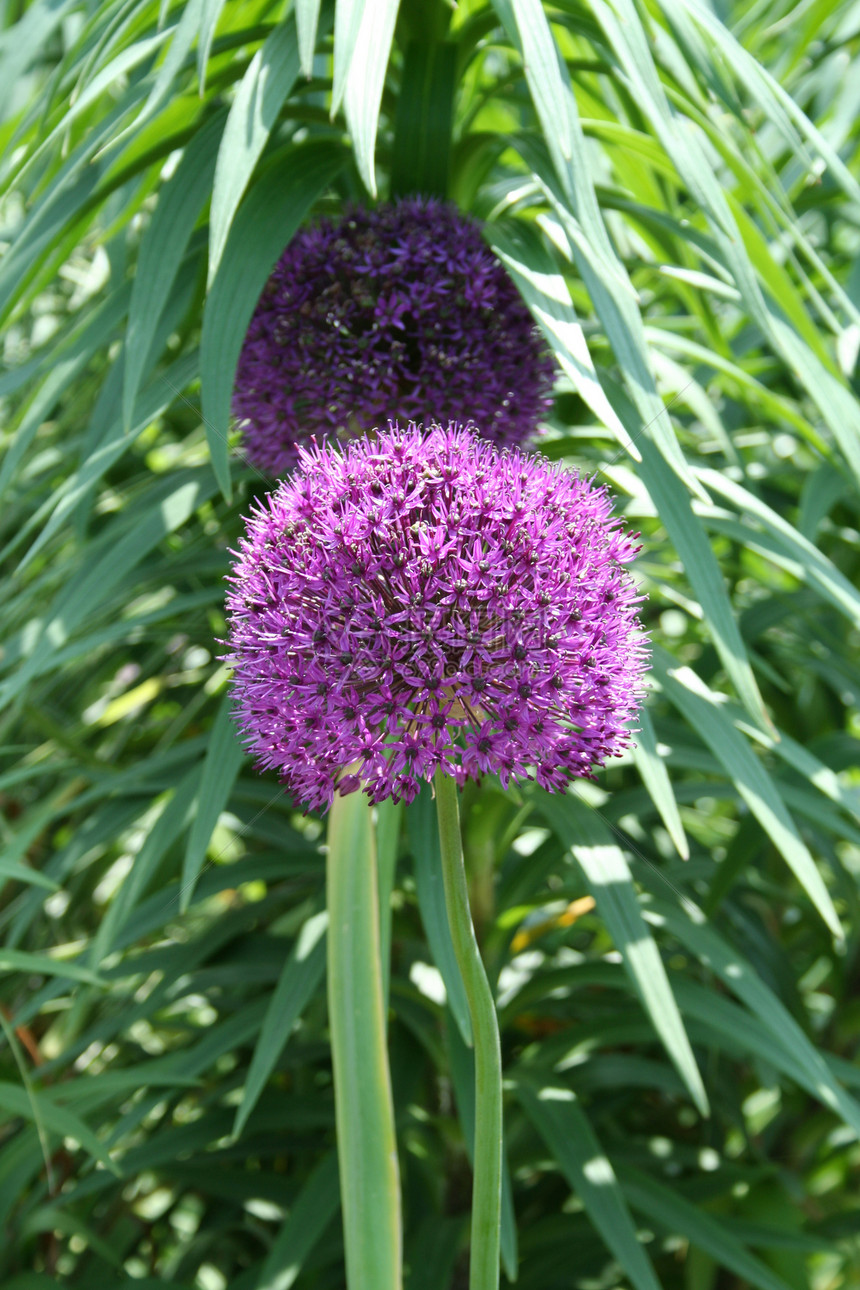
2, 0, 860, 1286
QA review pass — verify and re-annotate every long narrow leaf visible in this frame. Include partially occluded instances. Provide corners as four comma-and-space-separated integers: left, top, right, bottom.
200, 141, 346, 497
233, 912, 327, 1139
407, 787, 472, 1046
652, 648, 842, 938
631, 705, 689, 859
641, 895, 860, 1137
343, 0, 399, 197
516, 1078, 662, 1290
207, 16, 303, 288
124, 112, 224, 426
534, 788, 708, 1115
622, 1167, 794, 1290
254, 1151, 340, 1290
181, 694, 246, 911
0, 1083, 120, 1177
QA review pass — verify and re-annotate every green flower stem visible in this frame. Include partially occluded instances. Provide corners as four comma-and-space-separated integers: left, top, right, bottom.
434, 768, 502, 1290
327, 787, 402, 1290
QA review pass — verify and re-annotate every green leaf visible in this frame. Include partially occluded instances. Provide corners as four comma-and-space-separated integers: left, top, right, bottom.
404, 1216, 465, 1290
1, 1277, 60, 1290
233, 911, 327, 1139
665, 0, 860, 206
641, 896, 860, 1138
652, 648, 842, 939
0, 950, 101, 985
0, 1082, 120, 1176
1, 471, 218, 708
390, 39, 457, 199
622, 1167, 794, 1290
0, 284, 132, 501
15, 31, 170, 191
124, 112, 224, 427
498, 0, 680, 449
540, 189, 702, 494
200, 140, 346, 498
197, 0, 229, 91
91, 767, 202, 965
23, 1206, 125, 1268
331, 0, 366, 118
534, 788, 708, 1115
407, 786, 472, 1047
697, 467, 860, 629
181, 694, 246, 911
631, 705, 689, 859
0, 0, 76, 121
207, 16, 302, 289
734, 721, 860, 826
0, 861, 58, 894
254, 1151, 340, 1290
797, 462, 849, 541
296, 0, 323, 77
135, 0, 206, 133
343, 0, 399, 197
634, 432, 770, 730
487, 220, 639, 458
590, 0, 860, 490
503, 0, 572, 164
516, 1077, 662, 1290
17, 350, 200, 572
0, 795, 66, 894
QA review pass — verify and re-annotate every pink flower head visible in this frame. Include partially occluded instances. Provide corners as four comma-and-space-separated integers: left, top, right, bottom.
224, 424, 648, 811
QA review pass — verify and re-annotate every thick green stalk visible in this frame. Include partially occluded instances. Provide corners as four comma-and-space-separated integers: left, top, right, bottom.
327, 788, 402, 1290
434, 769, 502, 1290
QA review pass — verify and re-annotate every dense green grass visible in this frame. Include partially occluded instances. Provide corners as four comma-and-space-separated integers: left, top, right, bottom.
1, 0, 859, 1286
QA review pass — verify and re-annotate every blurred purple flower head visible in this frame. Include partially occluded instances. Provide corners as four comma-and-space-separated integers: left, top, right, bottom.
232, 200, 555, 475
225, 424, 648, 812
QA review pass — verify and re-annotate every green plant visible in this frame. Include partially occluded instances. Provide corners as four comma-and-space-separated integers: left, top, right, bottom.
1, 0, 859, 1286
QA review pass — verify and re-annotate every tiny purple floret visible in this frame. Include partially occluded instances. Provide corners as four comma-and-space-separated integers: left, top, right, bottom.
232, 200, 555, 475
225, 424, 649, 811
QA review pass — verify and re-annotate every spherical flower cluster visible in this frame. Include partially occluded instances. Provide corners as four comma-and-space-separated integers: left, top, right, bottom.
232, 200, 555, 475
225, 423, 648, 811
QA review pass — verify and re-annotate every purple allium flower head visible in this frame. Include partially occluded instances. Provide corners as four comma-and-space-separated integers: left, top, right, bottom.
232, 200, 555, 475
225, 423, 648, 811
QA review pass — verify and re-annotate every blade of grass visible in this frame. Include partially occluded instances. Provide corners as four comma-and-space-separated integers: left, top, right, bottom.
488, 220, 639, 459
331, 0, 366, 118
